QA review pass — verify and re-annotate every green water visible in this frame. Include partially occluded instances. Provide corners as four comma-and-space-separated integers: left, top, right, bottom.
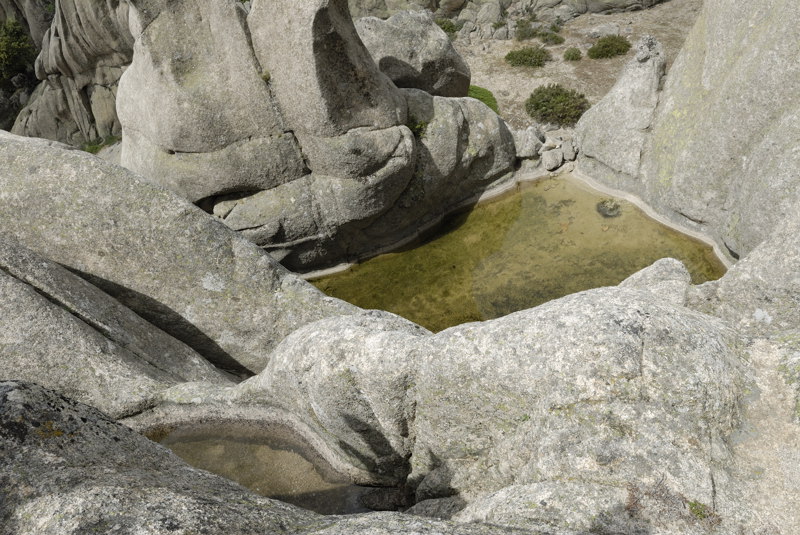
155, 424, 372, 515
312, 174, 726, 332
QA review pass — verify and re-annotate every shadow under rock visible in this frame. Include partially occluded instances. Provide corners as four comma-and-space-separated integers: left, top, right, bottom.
67, 269, 253, 378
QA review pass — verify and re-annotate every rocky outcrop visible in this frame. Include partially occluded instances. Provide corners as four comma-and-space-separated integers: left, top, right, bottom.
576, 35, 665, 178
576, 0, 800, 261
117, 0, 304, 203
6, 0, 516, 271
349, 0, 667, 25
11, 0, 133, 145
1, 381, 532, 534
0, 237, 230, 418
0, 132, 356, 374
356, 11, 471, 97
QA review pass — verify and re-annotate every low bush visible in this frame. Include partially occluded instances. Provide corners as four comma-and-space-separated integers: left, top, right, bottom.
587, 35, 631, 59
504, 46, 552, 68
563, 47, 582, 61
538, 31, 564, 45
468, 85, 499, 114
436, 18, 464, 38
515, 19, 538, 41
81, 135, 122, 154
0, 19, 35, 90
525, 84, 590, 126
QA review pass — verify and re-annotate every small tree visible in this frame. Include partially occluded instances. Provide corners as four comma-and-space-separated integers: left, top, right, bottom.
525, 84, 590, 126
0, 19, 35, 89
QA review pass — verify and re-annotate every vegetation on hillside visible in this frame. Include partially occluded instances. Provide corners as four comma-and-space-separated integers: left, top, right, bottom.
505, 45, 552, 68
468, 85, 499, 114
525, 84, 590, 126
587, 35, 631, 59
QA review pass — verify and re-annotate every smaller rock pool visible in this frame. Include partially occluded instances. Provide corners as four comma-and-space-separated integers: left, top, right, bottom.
311, 173, 727, 332
153, 423, 373, 515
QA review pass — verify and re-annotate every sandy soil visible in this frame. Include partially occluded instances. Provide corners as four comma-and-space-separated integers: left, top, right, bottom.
456, 0, 703, 129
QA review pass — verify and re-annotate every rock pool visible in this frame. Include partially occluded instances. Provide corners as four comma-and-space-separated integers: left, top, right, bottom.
312, 173, 727, 332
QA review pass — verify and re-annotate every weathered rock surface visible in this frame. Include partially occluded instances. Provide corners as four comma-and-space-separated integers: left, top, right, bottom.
141, 277, 760, 533
511, 125, 544, 159
577, 0, 800, 260
11, 0, 133, 145
356, 10, 471, 97
117, 0, 306, 203
0, 237, 230, 419
576, 35, 665, 178
0, 132, 356, 374
349, 0, 667, 24
249, 0, 406, 138
0, 381, 536, 534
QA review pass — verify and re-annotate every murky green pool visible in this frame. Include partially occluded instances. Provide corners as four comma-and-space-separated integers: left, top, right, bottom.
155, 423, 372, 515
312, 174, 726, 332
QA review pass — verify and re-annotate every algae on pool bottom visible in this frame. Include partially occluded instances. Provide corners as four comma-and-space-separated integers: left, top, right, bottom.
312, 173, 727, 332
157, 424, 372, 515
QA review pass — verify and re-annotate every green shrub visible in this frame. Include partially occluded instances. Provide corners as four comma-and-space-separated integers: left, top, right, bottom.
436, 18, 463, 38
406, 117, 428, 139
81, 135, 122, 154
525, 84, 590, 126
0, 19, 35, 89
587, 35, 631, 59
504, 46, 552, 68
492, 20, 506, 30
563, 47, 582, 61
549, 22, 562, 33
538, 31, 565, 45
468, 85, 499, 114
515, 19, 538, 41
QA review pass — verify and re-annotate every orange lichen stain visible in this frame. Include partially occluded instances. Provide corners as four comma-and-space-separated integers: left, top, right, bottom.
35, 421, 64, 438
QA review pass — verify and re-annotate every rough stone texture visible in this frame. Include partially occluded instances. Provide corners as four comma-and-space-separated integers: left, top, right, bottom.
152, 279, 752, 532
541, 148, 563, 170
577, 0, 800, 260
0, 132, 356, 374
0, 236, 229, 385
619, 257, 691, 308
356, 11, 471, 97
0, 381, 537, 534
409, 288, 744, 510
395, 87, 516, 209
248, 0, 407, 138
11, 0, 133, 145
237, 311, 429, 485
576, 35, 665, 178
349, 0, 667, 23
116, 0, 307, 203
511, 125, 543, 159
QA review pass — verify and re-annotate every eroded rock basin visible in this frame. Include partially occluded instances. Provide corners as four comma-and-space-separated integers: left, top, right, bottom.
313, 173, 727, 331
154, 423, 373, 515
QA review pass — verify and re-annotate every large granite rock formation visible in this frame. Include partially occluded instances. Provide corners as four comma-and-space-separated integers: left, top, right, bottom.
355, 10, 471, 97
115, 0, 514, 270
1, 381, 531, 535
576, 0, 800, 261
11, 0, 133, 145
0, 131, 355, 374
0, 237, 230, 418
